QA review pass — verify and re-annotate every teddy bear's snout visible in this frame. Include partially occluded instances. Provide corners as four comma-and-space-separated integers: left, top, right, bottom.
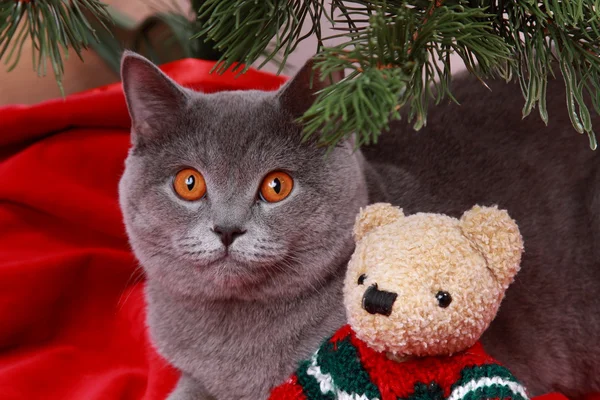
362, 284, 398, 316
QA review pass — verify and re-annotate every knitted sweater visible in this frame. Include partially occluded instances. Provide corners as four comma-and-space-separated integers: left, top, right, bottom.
269, 325, 528, 400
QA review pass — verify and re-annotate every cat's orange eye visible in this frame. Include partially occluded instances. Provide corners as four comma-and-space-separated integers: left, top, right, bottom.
173, 168, 206, 201
260, 171, 293, 203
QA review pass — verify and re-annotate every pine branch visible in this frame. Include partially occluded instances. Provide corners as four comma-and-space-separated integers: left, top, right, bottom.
193, 0, 324, 74
302, 1, 511, 146
0, 0, 111, 92
196, 0, 600, 150
497, 0, 600, 149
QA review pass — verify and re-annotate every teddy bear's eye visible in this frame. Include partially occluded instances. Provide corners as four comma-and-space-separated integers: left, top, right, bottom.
358, 274, 367, 285
436, 291, 452, 308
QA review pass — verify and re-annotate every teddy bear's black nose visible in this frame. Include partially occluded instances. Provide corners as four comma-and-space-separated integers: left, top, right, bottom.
362, 284, 398, 316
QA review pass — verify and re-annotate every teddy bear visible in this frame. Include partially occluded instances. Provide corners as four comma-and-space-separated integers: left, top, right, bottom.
269, 203, 527, 400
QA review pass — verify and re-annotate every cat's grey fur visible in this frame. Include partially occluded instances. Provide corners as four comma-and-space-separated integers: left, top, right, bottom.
119, 51, 600, 400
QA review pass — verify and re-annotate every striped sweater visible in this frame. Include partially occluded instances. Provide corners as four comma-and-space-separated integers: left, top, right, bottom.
269, 325, 528, 400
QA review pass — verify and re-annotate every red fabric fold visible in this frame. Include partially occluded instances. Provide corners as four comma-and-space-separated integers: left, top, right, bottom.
0, 58, 595, 400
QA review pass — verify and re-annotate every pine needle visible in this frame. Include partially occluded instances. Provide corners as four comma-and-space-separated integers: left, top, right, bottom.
0, 0, 111, 94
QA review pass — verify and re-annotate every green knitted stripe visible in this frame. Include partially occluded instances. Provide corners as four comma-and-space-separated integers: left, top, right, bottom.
453, 364, 519, 388
315, 336, 381, 399
405, 382, 445, 400
462, 383, 528, 400
295, 359, 335, 400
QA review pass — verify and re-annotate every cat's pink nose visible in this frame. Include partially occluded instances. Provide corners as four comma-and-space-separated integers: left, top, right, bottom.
213, 226, 246, 247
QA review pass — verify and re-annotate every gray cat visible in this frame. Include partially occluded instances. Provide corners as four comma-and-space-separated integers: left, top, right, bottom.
119, 51, 599, 400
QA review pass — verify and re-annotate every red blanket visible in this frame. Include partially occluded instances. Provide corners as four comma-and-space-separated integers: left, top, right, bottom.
0, 59, 593, 400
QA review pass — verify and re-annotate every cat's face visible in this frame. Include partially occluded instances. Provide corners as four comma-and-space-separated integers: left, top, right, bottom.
119, 52, 369, 301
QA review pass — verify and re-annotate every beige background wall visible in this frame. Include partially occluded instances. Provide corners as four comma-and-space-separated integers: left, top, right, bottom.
0, 1, 465, 106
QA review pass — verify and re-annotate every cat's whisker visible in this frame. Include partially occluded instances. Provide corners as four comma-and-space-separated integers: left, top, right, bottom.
182, 250, 206, 255
254, 245, 284, 252
117, 264, 146, 310
179, 242, 203, 248
279, 251, 330, 294
279, 259, 324, 294
140, 236, 173, 250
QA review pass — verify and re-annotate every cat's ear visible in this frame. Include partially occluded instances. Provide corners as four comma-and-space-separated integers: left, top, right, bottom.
121, 51, 190, 145
277, 58, 342, 118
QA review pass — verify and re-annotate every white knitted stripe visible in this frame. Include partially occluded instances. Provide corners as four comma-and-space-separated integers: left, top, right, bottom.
305, 352, 335, 395
305, 351, 377, 400
448, 376, 529, 400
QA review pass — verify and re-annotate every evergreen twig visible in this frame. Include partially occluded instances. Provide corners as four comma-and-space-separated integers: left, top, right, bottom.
196, 0, 600, 149
302, 2, 511, 146
0, 0, 111, 92
193, 0, 324, 74
2, 0, 599, 149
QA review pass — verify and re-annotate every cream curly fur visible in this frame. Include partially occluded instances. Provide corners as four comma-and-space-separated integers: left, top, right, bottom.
459, 205, 524, 290
353, 203, 405, 241
345, 203, 524, 358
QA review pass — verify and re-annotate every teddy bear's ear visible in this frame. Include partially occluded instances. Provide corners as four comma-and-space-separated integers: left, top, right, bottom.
354, 203, 405, 241
459, 205, 524, 289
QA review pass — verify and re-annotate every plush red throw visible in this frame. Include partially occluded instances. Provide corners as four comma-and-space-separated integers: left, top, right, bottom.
0, 59, 593, 400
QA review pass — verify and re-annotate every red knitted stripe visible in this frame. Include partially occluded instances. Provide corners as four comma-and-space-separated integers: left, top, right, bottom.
329, 324, 353, 347
268, 374, 307, 400
348, 331, 498, 400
